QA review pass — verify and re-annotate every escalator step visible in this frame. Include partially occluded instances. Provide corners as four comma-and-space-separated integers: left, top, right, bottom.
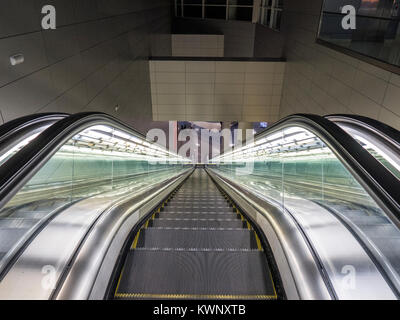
163, 205, 232, 211
168, 199, 228, 204
152, 218, 245, 229
159, 213, 238, 220
166, 203, 229, 208
136, 229, 257, 250
162, 208, 234, 214
115, 250, 276, 299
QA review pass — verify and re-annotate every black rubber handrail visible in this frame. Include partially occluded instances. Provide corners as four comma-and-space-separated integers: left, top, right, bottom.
0, 113, 68, 143
0, 113, 69, 159
0, 112, 399, 227
326, 114, 400, 149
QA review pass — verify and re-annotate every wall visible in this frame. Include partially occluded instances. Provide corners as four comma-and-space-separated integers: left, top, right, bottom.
172, 34, 224, 57
280, 0, 400, 130
254, 24, 285, 58
173, 18, 256, 57
150, 59, 285, 122
0, 0, 173, 134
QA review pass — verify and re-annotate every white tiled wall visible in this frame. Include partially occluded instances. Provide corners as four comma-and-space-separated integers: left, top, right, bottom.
280, 0, 400, 130
150, 60, 285, 122
172, 34, 224, 57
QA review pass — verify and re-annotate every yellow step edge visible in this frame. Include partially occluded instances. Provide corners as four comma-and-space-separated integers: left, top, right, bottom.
254, 232, 263, 251
131, 229, 141, 249
115, 293, 276, 300
246, 221, 251, 230
269, 270, 277, 298
114, 266, 125, 296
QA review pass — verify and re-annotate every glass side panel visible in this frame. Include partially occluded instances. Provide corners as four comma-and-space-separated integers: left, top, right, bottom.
318, 0, 400, 68
228, 7, 253, 21
210, 126, 400, 297
205, 5, 226, 19
0, 124, 191, 273
183, 5, 203, 18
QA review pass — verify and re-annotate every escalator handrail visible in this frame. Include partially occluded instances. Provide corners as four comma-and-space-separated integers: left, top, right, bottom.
239, 114, 400, 227
0, 113, 68, 144
326, 114, 400, 150
0, 112, 169, 210
0, 113, 69, 161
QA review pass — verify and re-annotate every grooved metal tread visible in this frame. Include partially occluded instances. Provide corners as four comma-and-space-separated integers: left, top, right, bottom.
157, 213, 238, 220
162, 207, 233, 212
152, 218, 245, 229
136, 228, 258, 250
115, 250, 276, 299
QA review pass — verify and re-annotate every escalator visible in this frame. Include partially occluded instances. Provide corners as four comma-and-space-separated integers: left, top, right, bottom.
113, 169, 278, 300
327, 114, 400, 179
0, 112, 398, 299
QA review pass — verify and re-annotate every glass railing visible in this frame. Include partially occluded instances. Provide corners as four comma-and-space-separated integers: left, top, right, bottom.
0, 123, 192, 274
209, 125, 400, 298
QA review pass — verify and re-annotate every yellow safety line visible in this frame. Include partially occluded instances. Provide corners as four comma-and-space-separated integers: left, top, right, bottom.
114, 266, 125, 296
269, 270, 277, 298
114, 293, 276, 300
145, 220, 149, 229
246, 221, 251, 230
254, 233, 263, 251
131, 229, 141, 249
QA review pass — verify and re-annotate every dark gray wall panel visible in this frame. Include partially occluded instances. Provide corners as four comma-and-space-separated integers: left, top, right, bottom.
0, 1, 38, 38
0, 0, 173, 133
0, 33, 48, 87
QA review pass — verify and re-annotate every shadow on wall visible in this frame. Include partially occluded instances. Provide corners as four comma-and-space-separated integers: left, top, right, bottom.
172, 17, 285, 59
